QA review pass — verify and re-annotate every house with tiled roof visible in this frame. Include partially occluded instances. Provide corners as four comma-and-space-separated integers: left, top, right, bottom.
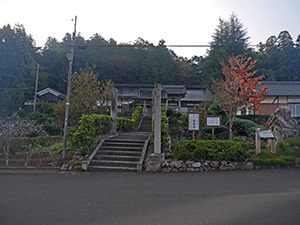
256, 81, 300, 116
114, 84, 212, 114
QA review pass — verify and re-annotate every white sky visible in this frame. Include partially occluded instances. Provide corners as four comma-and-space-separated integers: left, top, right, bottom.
0, 0, 299, 58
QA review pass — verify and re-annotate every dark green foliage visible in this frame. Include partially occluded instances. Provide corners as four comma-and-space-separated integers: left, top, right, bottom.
232, 117, 262, 138
175, 139, 249, 161
199, 14, 251, 86
17, 109, 27, 118
277, 138, 300, 157
43, 123, 62, 136
0, 24, 38, 116
237, 115, 270, 126
36, 101, 54, 115
257, 31, 300, 81
71, 114, 113, 150
250, 150, 296, 167
161, 106, 169, 148
26, 131, 39, 138
117, 106, 143, 132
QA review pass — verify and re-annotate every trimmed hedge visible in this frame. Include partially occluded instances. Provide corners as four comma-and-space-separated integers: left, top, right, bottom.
175, 139, 249, 161
117, 106, 143, 132
71, 114, 113, 150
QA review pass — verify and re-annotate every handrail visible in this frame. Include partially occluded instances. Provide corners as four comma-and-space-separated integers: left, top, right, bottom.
82, 134, 119, 171
136, 115, 144, 131
137, 136, 151, 172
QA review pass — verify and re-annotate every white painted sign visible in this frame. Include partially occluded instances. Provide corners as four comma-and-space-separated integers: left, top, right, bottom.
188, 113, 200, 131
206, 116, 221, 127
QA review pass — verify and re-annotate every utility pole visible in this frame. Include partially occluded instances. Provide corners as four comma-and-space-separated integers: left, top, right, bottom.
33, 64, 39, 112
62, 16, 77, 159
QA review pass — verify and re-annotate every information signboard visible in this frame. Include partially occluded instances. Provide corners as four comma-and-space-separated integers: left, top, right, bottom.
206, 116, 221, 128
188, 112, 200, 131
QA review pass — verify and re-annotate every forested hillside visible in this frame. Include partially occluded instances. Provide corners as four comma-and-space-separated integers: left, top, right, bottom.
1, 14, 300, 116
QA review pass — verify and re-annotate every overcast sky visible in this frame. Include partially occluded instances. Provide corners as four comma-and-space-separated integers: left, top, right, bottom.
1, 0, 299, 58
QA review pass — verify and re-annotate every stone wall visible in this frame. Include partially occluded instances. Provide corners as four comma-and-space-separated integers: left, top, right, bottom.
146, 159, 300, 172
0, 116, 47, 137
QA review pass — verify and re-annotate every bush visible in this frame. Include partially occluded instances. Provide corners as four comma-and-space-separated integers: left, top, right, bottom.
43, 123, 62, 136
17, 109, 28, 118
175, 139, 249, 161
71, 114, 113, 150
237, 115, 270, 126
250, 150, 296, 167
232, 117, 262, 138
117, 106, 143, 132
277, 138, 300, 157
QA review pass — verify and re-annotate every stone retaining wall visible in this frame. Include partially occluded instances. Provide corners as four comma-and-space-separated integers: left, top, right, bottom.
160, 160, 255, 172
0, 117, 47, 137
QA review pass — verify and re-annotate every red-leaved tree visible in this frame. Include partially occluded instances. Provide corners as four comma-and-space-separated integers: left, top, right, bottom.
212, 55, 268, 140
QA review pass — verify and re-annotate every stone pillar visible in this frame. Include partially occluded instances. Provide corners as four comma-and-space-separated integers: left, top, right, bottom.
152, 84, 162, 154
110, 88, 118, 134
256, 128, 261, 155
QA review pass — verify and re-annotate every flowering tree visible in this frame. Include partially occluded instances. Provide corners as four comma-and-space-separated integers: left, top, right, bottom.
212, 55, 268, 140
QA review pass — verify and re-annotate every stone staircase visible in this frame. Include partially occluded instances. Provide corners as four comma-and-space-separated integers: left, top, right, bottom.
88, 132, 151, 172
139, 115, 152, 132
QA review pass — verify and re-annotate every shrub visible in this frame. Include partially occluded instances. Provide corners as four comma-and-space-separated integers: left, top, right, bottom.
237, 115, 269, 126
117, 106, 143, 132
250, 150, 296, 167
26, 131, 39, 138
71, 114, 113, 150
175, 139, 249, 161
17, 109, 27, 118
232, 117, 262, 138
277, 138, 300, 157
43, 123, 62, 136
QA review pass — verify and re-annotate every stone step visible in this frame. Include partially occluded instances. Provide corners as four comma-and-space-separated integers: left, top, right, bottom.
90, 160, 138, 168
106, 138, 146, 143
94, 155, 140, 161
88, 165, 137, 172
102, 141, 144, 147
97, 150, 142, 157
100, 146, 143, 151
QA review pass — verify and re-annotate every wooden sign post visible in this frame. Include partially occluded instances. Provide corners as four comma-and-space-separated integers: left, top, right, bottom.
206, 116, 222, 140
187, 112, 200, 140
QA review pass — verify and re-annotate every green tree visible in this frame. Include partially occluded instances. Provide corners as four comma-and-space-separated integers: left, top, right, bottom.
0, 24, 38, 116
53, 67, 113, 127
200, 14, 251, 86
257, 30, 300, 81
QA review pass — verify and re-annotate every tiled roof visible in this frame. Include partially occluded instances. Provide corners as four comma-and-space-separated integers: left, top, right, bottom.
259, 81, 300, 96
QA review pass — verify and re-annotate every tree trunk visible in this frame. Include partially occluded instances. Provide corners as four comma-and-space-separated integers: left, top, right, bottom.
229, 113, 234, 140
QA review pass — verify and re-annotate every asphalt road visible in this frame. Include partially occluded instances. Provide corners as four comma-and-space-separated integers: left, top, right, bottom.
1, 168, 300, 225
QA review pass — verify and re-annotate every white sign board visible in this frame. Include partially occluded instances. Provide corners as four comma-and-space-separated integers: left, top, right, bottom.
188, 113, 200, 131
206, 116, 221, 127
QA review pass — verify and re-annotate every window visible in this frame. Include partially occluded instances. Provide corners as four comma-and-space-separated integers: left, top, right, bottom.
288, 105, 300, 117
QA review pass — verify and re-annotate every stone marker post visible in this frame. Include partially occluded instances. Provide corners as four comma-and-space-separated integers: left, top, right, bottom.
110, 88, 118, 134
146, 84, 164, 172
152, 83, 161, 154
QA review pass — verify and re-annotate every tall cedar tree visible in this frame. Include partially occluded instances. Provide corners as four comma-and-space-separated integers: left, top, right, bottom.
200, 14, 251, 86
212, 55, 268, 140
